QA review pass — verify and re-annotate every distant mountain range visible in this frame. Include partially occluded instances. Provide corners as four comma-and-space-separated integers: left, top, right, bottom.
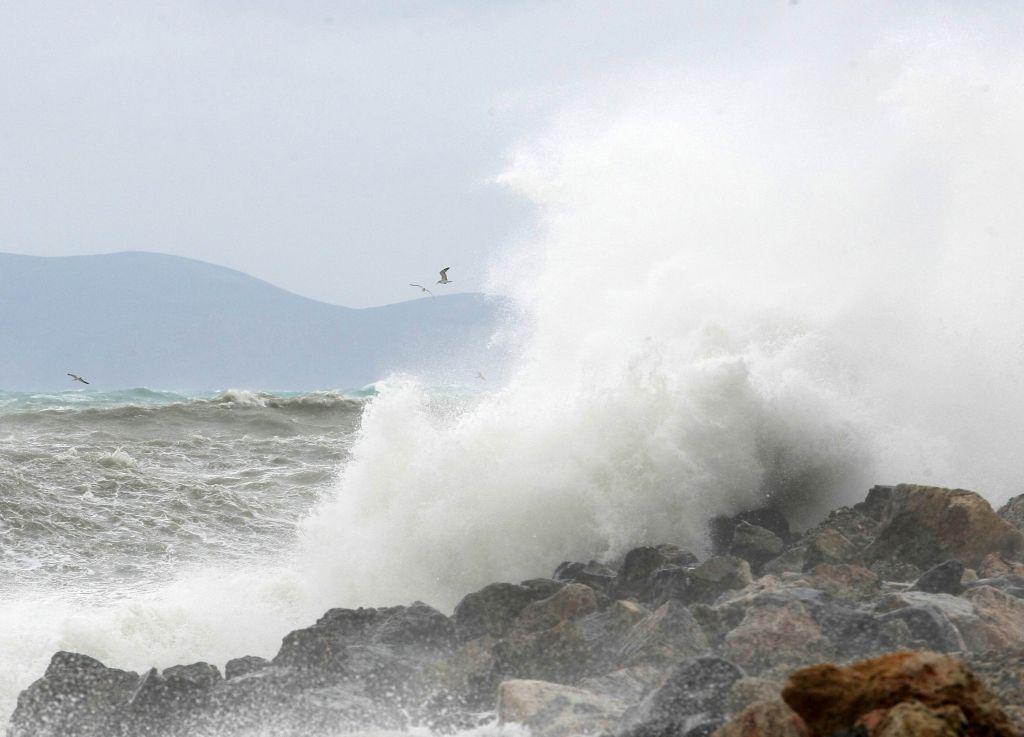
0, 252, 508, 391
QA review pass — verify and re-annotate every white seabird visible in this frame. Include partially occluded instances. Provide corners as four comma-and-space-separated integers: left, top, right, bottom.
437, 267, 452, 285
68, 373, 90, 385
409, 283, 434, 296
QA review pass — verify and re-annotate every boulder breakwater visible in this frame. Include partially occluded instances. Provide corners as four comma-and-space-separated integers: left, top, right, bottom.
9, 483, 1024, 736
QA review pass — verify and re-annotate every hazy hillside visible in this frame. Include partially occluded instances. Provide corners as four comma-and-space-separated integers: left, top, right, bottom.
0, 252, 507, 390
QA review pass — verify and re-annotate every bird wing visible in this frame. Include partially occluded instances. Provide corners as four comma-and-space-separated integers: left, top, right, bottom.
439, 267, 449, 277
67, 373, 75, 379
81, 378, 90, 384
410, 284, 423, 288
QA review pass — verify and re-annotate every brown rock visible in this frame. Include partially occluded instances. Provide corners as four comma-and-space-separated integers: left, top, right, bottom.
781, 651, 1020, 737
711, 700, 808, 737
963, 585, 1024, 650
865, 484, 1024, 569
978, 553, 1024, 578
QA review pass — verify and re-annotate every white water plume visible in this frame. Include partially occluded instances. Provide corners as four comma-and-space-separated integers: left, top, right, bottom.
300, 10, 1024, 611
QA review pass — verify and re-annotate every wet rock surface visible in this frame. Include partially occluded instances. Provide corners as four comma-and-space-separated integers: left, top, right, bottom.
9, 483, 1024, 736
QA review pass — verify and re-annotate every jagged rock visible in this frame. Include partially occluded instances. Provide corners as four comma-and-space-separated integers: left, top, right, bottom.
876, 606, 966, 653
453, 582, 551, 640
497, 679, 625, 736
710, 509, 792, 556
729, 522, 785, 572
913, 560, 966, 595
723, 598, 832, 674
224, 655, 269, 680
978, 553, 1024, 578
8, 652, 139, 737
805, 564, 881, 602
865, 484, 1024, 570
554, 560, 617, 591
493, 620, 591, 685
998, 493, 1024, 531
617, 600, 710, 668
711, 700, 809, 737
782, 651, 1020, 737
619, 657, 744, 737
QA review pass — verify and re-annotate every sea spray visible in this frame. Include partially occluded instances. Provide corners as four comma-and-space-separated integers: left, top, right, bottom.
299, 12, 1024, 610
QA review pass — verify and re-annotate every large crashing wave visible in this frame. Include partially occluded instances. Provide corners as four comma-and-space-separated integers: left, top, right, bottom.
300, 13, 1024, 610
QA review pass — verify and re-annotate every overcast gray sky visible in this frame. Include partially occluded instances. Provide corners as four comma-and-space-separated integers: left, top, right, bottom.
1, 1, 987, 307
0, 0, 807, 307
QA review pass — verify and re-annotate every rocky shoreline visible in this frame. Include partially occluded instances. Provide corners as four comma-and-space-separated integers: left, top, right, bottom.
8, 483, 1024, 737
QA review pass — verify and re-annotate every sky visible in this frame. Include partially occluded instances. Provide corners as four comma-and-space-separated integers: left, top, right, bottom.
0, 1, 1011, 307
0, 0, 738, 307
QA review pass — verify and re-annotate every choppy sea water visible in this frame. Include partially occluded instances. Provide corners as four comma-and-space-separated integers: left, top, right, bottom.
0, 388, 368, 720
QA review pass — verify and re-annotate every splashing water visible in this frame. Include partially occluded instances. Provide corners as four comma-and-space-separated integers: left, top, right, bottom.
300, 10, 1024, 610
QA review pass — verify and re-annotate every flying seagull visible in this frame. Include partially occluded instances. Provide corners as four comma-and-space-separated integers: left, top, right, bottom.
437, 267, 452, 285
409, 283, 434, 296
475, 371, 486, 381
68, 373, 90, 385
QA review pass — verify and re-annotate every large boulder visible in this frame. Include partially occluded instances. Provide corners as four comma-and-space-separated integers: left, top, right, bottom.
8, 652, 139, 737
962, 585, 1024, 650
554, 560, 617, 592
781, 651, 1020, 737
723, 598, 832, 674
497, 679, 625, 736
865, 484, 1024, 570
804, 563, 881, 602
453, 583, 553, 641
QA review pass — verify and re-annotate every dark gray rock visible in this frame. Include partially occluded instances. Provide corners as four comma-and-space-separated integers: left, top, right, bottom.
554, 560, 617, 591
8, 652, 139, 737
521, 577, 567, 599
875, 605, 966, 653
729, 522, 784, 572
453, 582, 549, 640
710, 509, 791, 556
374, 601, 456, 652
614, 546, 697, 600
224, 655, 269, 680
618, 657, 744, 737
913, 559, 965, 595
852, 485, 894, 522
